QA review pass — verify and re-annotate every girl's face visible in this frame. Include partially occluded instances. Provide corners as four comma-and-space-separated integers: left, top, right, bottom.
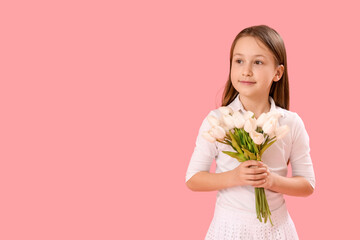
230, 36, 284, 99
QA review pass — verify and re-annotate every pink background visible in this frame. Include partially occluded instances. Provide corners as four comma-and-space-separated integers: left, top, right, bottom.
1, 0, 359, 239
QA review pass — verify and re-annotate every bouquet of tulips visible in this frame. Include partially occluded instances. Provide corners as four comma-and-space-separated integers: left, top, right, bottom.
202, 106, 290, 226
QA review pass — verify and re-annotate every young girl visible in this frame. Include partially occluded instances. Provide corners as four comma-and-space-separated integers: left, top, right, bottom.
185, 25, 315, 239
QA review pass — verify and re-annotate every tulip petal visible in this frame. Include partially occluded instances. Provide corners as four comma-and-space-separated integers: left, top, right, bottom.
212, 126, 226, 140
219, 106, 234, 115
202, 131, 216, 143
207, 115, 220, 127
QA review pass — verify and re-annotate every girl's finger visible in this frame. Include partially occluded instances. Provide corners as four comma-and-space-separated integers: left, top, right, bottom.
249, 178, 267, 187
245, 167, 267, 175
243, 160, 262, 167
247, 172, 268, 180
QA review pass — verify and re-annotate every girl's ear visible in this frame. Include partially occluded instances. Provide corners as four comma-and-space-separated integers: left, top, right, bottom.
273, 64, 284, 82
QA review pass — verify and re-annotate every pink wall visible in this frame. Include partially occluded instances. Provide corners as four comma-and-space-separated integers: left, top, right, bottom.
1, 0, 359, 239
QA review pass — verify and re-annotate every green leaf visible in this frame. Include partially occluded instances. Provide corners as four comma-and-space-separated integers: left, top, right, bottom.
236, 128, 245, 146
229, 131, 243, 154
260, 135, 268, 148
242, 150, 248, 159
216, 140, 226, 145
230, 145, 237, 152
224, 139, 237, 151
248, 142, 253, 152
242, 148, 256, 160
244, 133, 254, 152
252, 142, 259, 154
222, 151, 247, 162
259, 140, 276, 157
241, 129, 248, 145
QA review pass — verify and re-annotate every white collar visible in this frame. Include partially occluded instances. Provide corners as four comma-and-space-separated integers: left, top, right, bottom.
227, 93, 285, 117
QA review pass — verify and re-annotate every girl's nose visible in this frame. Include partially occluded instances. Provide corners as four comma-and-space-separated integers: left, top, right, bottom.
242, 64, 253, 77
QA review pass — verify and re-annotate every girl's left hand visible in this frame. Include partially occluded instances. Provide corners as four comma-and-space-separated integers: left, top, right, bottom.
253, 162, 276, 189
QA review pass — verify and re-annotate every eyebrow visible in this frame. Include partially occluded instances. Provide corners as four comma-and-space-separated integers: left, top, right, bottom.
233, 53, 266, 58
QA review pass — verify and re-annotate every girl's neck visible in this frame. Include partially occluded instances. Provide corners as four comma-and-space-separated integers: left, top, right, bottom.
238, 94, 271, 119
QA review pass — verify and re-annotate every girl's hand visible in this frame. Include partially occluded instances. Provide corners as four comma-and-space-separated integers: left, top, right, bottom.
252, 162, 276, 189
231, 160, 269, 187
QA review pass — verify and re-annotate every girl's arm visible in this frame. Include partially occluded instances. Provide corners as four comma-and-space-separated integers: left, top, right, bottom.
186, 171, 236, 192
256, 166, 314, 197
269, 173, 314, 197
263, 113, 315, 197
186, 160, 268, 191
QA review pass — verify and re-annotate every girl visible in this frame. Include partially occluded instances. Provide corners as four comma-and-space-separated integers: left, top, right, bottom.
185, 25, 315, 240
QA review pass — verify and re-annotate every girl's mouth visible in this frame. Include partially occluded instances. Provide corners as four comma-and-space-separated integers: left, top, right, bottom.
240, 81, 256, 85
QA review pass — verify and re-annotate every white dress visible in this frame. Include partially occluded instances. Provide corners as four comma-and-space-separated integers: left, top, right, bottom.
186, 94, 315, 240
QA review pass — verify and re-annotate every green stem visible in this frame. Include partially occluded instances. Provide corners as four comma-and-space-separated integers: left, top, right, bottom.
255, 187, 274, 226
255, 188, 260, 221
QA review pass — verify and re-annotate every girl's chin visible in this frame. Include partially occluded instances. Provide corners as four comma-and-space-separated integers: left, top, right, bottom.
236, 90, 259, 98
234, 87, 256, 94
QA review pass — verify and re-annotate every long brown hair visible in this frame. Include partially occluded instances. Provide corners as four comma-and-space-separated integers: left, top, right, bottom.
221, 25, 290, 110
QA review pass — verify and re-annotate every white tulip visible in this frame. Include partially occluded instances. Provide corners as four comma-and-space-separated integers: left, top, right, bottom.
267, 110, 282, 120
220, 122, 230, 132
202, 131, 216, 143
244, 117, 257, 133
243, 111, 254, 120
256, 112, 269, 128
222, 114, 235, 130
207, 115, 220, 127
212, 126, 226, 140
219, 106, 234, 116
275, 125, 290, 140
233, 111, 245, 128
262, 117, 277, 135
250, 131, 265, 145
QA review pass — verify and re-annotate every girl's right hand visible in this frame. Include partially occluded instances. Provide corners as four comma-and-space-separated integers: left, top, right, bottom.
231, 160, 268, 187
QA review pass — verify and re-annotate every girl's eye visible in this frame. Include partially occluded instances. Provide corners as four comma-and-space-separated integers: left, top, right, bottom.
235, 59, 263, 64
